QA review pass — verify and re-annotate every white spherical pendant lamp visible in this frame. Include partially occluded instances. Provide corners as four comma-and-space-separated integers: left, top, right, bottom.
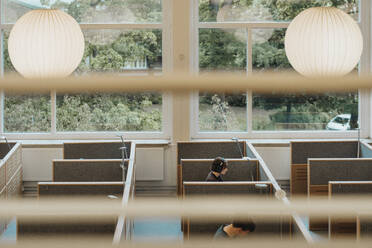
285, 7, 363, 77
8, 9, 85, 78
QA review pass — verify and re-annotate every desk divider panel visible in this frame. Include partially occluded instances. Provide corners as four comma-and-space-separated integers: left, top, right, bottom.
308, 159, 372, 195
181, 159, 258, 184
183, 181, 272, 196
329, 181, 372, 195
177, 141, 246, 164
308, 159, 372, 231
6, 167, 22, 199
182, 181, 292, 240
358, 216, 372, 240
291, 141, 358, 195
177, 141, 246, 195
63, 142, 131, 159
0, 143, 22, 236
329, 181, 372, 240
18, 219, 117, 239
19, 182, 123, 239
53, 159, 127, 182
38, 182, 124, 197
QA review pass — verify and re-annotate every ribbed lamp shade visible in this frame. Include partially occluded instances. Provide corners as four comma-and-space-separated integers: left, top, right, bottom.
285, 7, 363, 77
8, 9, 85, 78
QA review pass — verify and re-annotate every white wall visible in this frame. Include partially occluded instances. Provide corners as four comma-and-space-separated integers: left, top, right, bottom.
254, 146, 291, 180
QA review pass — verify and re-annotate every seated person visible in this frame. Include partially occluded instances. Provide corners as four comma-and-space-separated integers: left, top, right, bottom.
214, 220, 256, 239
206, 157, 228, 182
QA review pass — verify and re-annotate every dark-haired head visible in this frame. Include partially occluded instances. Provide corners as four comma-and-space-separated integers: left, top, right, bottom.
232, 220, 256, 232
211, 157, 227, 173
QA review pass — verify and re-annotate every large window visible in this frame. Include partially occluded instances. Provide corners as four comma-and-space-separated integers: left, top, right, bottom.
0, 0, 368, 138
196, 0, 360, 134
1, 0, 164, 136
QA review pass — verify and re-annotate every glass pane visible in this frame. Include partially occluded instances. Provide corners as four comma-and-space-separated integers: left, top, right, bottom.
4, 0, 162, 24
3, 29, 162, 76
3, 31, 17, 76
199, 92, 247, 132
78, 29, 162, 75
199, 0, 359, 22
252, 28, 292, 73
199, 28, 246, 73
4, 94, 51, 132
56, 93, 162, 132
252, 92, 358, 131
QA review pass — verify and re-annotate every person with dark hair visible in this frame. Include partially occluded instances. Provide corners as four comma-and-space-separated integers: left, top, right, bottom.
205, 157, 228, 182
214, 220, 256, 239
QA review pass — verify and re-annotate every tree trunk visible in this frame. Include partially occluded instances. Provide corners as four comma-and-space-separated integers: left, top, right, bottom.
286, 103, 291, 124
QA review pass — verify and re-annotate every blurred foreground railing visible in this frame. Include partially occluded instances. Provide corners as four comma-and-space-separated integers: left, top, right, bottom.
2, 196, 372, 219
2, 197, 372, 245
0, 73, 371, 93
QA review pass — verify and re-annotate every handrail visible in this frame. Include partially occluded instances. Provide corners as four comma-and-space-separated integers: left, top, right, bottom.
246, 142, 314, 243
113, 142, 136, 244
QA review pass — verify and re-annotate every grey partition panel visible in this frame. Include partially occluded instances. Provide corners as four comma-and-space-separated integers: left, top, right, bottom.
245, 143, 256, 159
292, 141, 358, 164
361, 143, 372, 158
184, 183, 289, 239
53, 160, 126, 182
360, 220, 372, 239
183, 183, 271, 195
330, 183, 372, 195
63, 142, 131, 159
18, 217, 117, 238
0, 143, 16, 160
0, 165, 5, 190
6, 169, 22, 199
309, 160, 372, 185
181, 160, 258, 182
177, 142, 245, 164
0, 188, 5, 199
6, 146, 22, 182
38, 183, 124, 196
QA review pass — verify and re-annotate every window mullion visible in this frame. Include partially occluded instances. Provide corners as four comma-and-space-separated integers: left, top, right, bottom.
51, 90, 56, 135
247, 90, 252, 134
246, 27, 252, 75
1, 26, 4, 134
0, 90, 4, 134
246, 27, 252, 135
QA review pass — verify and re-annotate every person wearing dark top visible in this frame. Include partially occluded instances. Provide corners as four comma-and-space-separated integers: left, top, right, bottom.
214, 220, 256, 239
205, 157, 228, 182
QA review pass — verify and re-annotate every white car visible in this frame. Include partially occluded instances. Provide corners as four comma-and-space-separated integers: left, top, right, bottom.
326, 114, 351, 131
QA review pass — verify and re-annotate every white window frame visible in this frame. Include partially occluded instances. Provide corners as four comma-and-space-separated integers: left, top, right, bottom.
190, 0, 371, 139
0, 0, 173, 140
